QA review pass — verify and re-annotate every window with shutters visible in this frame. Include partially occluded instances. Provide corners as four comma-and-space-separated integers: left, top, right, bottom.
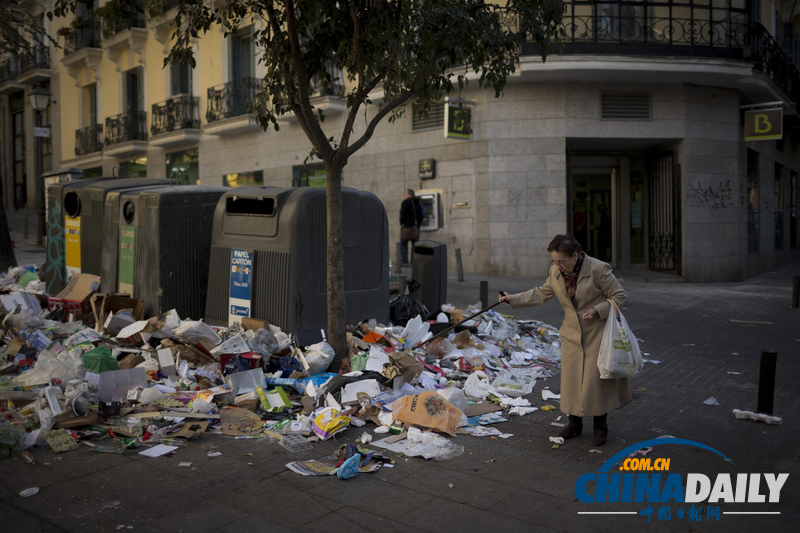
601, 92, 651, 121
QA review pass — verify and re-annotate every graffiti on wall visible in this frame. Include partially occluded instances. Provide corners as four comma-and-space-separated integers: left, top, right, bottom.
687, 179, 734, 213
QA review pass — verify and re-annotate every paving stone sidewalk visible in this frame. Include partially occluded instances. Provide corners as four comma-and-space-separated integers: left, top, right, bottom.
1, 242, 799, 532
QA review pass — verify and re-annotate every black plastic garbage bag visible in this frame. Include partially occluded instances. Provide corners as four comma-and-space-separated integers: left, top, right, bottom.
390, 279, 429, 326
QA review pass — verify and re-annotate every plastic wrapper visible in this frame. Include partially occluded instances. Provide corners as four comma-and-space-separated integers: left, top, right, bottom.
12, 348, 86, 387
437, 387, 469, 413
248, 328, 279, 356
405, 427, 464, 461
462, 371, 498, 400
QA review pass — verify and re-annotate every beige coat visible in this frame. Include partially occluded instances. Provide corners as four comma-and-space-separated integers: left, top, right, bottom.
507, 254, 631, 417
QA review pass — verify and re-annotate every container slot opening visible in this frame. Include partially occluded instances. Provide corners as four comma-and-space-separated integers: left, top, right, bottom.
64, 191, 81, 218
225, 196, 276, 216
415, 247, 434, 256
122, 200, 136, 224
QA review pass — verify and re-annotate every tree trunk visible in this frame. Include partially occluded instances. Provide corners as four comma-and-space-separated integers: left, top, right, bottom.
325, 165, 348, 371
0, 192, 18, 272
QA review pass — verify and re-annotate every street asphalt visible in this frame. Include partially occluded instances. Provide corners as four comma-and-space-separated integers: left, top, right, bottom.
1, 214, 799, 532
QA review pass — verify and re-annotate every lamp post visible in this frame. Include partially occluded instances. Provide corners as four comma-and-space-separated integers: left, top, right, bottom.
28, 86, 50, 246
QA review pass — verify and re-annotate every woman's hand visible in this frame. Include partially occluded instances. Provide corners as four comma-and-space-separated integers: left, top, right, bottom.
499, 291, 512, 306
582, 308, 599, 320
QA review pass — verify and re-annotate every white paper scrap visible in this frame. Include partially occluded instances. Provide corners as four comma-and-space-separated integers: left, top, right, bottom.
138, 444, 178, 458
542, 390, 561, 401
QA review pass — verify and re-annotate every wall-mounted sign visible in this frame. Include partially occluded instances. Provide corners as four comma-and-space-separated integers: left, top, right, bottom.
419, 159, 436, 179
33, 127, 50, 138
444, 103, 471, 140
744, 108, 782, 141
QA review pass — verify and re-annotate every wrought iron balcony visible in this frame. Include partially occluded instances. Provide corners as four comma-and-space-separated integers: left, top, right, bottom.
105, 111, 148, 146
0, 57, 20, 84
20, 45, 49, 73
146, 0, 198, 18
206, 77, 259, 123
516, 0, 747, 60
75, 124, 103, 156
311, 62, 345, 98
151, 95, 200, 136
748, 23, 800, 103
101, 2, 147, 39
64, 23, 101, 56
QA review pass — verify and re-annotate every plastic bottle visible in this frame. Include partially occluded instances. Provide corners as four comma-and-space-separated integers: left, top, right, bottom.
161, 438, 188, 448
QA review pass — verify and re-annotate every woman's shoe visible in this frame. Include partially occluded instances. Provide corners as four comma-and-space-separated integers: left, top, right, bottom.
558, 415, 583, 439
593, 414, 608, 446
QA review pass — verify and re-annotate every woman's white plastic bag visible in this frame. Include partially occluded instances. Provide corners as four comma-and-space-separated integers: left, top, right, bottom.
597, 301, 643, 379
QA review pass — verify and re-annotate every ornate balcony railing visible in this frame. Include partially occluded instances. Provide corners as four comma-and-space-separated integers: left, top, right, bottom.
20, 45, 49, 72
206, 77, 259, 123
311, 62, 345, 98
0, 57, 20, 84
105, 111, 148, 146
748, 22, 800, 103
75, 124, 103, 156
100, 1, 147, 39
151, 94, 201, 136
146, 0, 199, 18
64, 23, 101, 56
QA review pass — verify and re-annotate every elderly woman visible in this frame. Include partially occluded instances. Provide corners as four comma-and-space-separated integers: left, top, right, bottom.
500, 234, 631, 446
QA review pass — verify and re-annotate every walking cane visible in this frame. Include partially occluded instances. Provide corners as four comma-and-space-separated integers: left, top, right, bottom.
412, 298, 505, 350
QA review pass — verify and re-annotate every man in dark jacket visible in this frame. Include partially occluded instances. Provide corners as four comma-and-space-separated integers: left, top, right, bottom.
399, 189, 424, 266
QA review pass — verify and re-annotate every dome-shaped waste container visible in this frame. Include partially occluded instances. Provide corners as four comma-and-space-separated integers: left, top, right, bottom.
204, 186, 389, 332
107, 186, 228, 319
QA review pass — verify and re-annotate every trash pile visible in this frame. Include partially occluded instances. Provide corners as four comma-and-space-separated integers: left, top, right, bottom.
1, 266, 562, 480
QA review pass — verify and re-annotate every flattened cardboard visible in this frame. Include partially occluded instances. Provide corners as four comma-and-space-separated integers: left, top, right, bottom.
98, 368, 148, 401
54, 410, 98, 429
1, 292, 43, 314
220, 407, 263, 436
172, 421, 210, 439
465, 402, 503, 417
241, 317, 269, 332
116, 321, 153, 346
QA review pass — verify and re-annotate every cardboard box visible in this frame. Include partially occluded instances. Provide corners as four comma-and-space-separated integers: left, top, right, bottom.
241, 317, 269, 332
116, 321, 153, 347
1, 292, 43, 314
103, 312, 136, 336
157, 348, 177, 376
98, 368, 148, 401
91, 293, 144, 331
48, 274, 100, 315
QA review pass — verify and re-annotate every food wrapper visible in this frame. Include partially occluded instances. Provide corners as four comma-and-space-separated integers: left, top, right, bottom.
311, 408, 351, 441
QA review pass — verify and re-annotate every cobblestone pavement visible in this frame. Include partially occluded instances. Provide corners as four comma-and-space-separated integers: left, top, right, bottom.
2, 234, 799, 532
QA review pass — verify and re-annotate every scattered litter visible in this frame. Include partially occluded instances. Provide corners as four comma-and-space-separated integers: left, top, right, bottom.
628, 447, 653, 458
732, 409, 782, 425
643, 359, 661, 364
589, 449, 602, 454
139, 445, 178, 458
207, 451, 223, 457
542, 390, 561, 401
549, 436, 565, 445
727, 371, 741, 375
19, 487, 39, 497
178, 462, 192, 467
703, 397, 720, 406
540, 405, 556, 412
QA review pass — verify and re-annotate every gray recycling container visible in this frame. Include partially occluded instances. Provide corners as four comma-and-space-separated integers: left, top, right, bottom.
100, 184, 181, 294
412, 240, 447, 315
63, 178, 171, 282
204, 186, 389, 332
110, 186, 227, 319
46, 177, 112, 294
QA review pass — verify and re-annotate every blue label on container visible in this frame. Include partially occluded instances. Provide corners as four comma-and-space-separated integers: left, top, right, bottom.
229, 249, 253, 326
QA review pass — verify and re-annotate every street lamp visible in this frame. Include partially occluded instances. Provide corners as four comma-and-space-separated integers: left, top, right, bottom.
28, 86, 51, 247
